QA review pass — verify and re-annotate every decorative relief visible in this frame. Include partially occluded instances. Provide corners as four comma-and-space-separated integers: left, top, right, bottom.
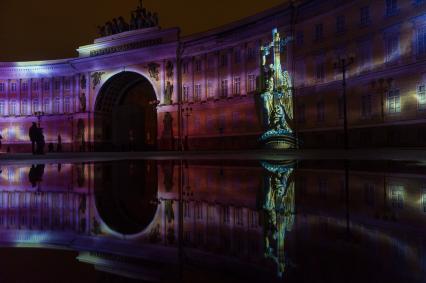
91, 72, 105, 89
147, 62, 160, 81
79, 92, 87, 112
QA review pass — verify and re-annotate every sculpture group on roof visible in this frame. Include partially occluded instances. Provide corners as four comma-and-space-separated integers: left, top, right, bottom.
97, 0, 159, 37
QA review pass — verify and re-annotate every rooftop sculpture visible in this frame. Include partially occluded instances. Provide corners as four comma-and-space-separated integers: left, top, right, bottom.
97, 0, 159, 37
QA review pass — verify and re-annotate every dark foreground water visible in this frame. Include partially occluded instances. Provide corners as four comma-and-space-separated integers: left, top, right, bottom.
0, 158, 425, 283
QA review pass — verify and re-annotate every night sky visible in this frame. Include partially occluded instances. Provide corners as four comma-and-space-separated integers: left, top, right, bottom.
0, 0, 285, 62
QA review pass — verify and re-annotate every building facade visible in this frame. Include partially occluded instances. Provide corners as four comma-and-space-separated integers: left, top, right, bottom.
0, 0, 426, 151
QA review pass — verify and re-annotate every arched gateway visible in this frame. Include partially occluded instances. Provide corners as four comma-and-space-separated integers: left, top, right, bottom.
94, 72, 158, 151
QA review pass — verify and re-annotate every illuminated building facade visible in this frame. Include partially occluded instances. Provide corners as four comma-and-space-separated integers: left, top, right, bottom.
1, 0, 426, 151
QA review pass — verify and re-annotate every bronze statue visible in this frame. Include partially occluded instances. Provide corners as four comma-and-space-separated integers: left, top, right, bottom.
97, 25, 106, 37
166, 61, 174, 78
104, 21, 113, 36
164, 81, 174, 105
80, 74, 87, 89
118, 16, 129, 33
79, 93, 87, 112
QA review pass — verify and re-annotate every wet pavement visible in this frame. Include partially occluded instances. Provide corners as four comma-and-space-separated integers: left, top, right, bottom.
0, 156, 424, 282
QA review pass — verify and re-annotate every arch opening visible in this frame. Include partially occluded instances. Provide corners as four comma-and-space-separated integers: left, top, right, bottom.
94, 71, 157, 151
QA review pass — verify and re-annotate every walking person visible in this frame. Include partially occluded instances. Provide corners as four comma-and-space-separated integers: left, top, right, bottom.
29, 122, 38, 154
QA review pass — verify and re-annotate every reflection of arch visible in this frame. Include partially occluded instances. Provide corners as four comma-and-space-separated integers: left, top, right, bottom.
94, 160, 158, 235
94, 71, 158, 151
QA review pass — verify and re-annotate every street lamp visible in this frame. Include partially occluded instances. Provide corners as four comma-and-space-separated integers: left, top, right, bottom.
34, 111, 45, 127
334, 55, 354, 150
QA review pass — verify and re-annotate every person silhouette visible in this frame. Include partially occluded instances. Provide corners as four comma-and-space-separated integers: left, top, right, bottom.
29, 122, 38, 154
57, 134, 62, 152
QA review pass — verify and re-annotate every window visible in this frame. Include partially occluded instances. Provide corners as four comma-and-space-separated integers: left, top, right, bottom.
297, 104, 305, 124
361, 94, 372, 117
234, 50, 241, 64
64, 97, 71, 113
317, 100, 325, 122
389, 185, 403, 209
183, 85, 190, 102
220, 54, 228, 67
54, 80, 60, 90
221, 80, 228, 98
11, 83, 17, 92
182, 62, 189, 74
218, 113, 226, 132
22, 82, 28, 91
360, 6, 371, 26
233, 77, 241, 95
32, 99, 39, 113
385, 35, 400, 62
195, 203, 203, 220
314, 23, 323, 41
0, 101, 4, 116
54, 96, 60, 113
364, 183, 375, 206
194, 84, 201, 101
222, 206, 230, 224
43, 98, 50, 113
296, 31, 304, 46
21, 99, 27, 115
336, 15, 345, 34
9, 100, 16, 116
418, 85, 426, 110
387, 89, 400, 113
195, 60, 202, 72
184, 202, 191, 218
358, 40, 373, 72
0, 83, 4, 92
248, 74, 256, 92
235, 208, 243, 226
386, 0, 398, 16
318, 178, 327, 198
207, 81, 213, 99
417, 27, 426, 55
207, 56, 215, 69
315, 61, 325, 81
32, 81, 39, 91
247, 47, 255, 60
44, 81, 50, 91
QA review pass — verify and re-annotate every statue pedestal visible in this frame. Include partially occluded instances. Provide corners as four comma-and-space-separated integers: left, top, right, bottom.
260, 130, 298, 150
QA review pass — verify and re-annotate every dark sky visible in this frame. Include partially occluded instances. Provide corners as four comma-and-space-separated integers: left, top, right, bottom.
0, 0, 285, 62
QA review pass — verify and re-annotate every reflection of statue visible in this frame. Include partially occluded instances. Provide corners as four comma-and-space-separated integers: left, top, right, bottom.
164, 81, 174, 105
259, 28, 296, 149
261, 161, 296, 278
162, 161, 174, 192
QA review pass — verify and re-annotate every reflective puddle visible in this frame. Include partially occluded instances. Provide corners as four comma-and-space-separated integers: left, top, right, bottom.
0, 159, 424, 282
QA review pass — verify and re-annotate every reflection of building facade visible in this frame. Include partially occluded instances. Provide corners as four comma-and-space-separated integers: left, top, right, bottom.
1, 1, 426, 151
0, 161, 424, 280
